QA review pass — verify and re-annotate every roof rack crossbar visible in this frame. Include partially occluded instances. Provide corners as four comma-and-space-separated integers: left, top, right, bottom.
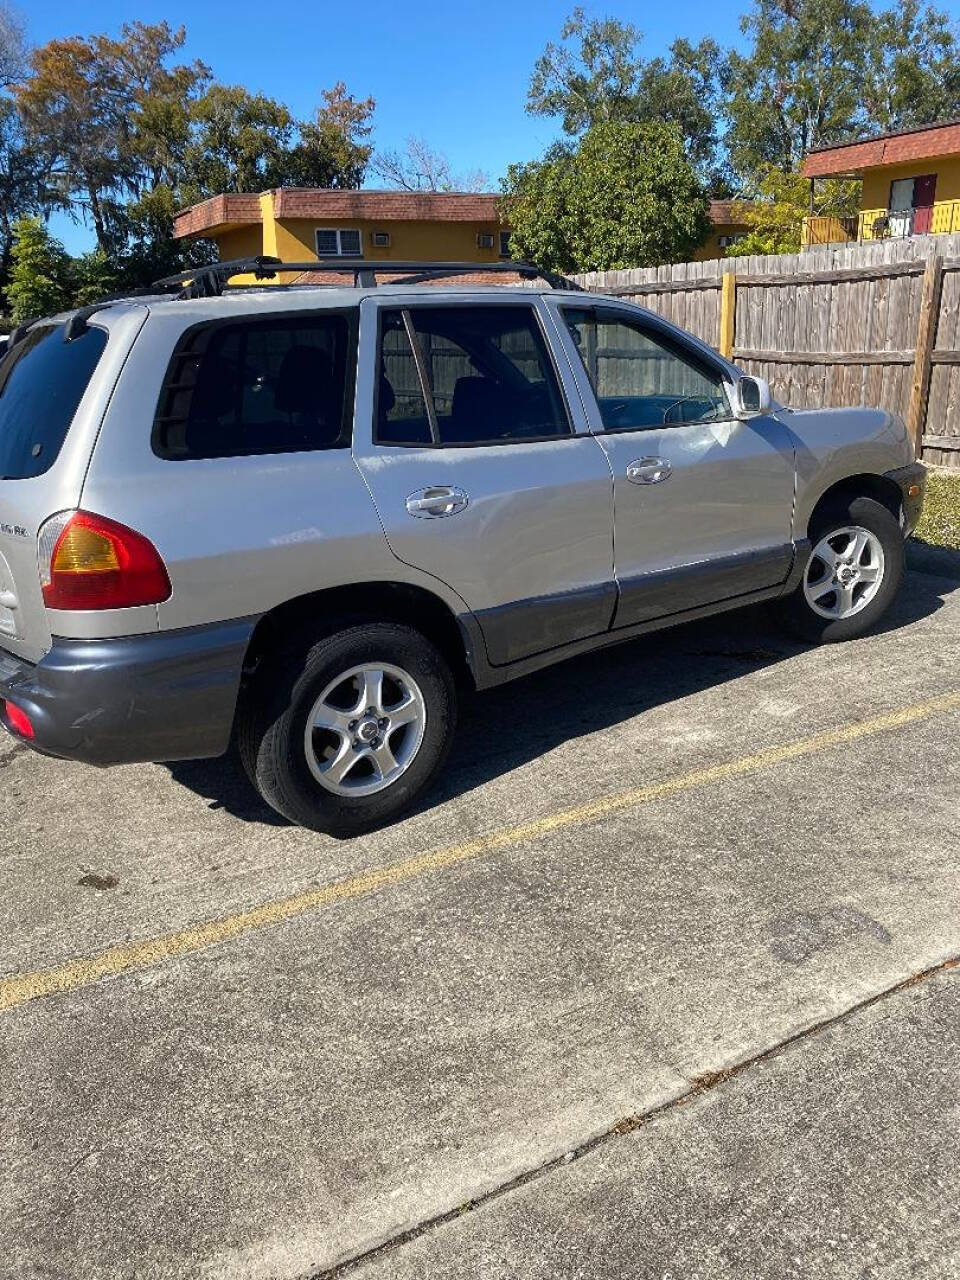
152, 257, 578, 298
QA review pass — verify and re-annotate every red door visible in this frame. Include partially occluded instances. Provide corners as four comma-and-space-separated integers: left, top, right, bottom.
912, 174, 938, 234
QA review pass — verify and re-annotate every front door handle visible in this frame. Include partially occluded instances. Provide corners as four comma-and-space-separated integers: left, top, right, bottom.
405, 486, 470, 518
626, 457, 672, 485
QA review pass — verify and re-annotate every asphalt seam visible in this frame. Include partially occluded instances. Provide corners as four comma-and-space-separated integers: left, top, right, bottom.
311, 952, 958, 1279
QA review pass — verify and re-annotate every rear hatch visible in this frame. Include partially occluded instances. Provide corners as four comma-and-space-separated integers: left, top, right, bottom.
0, 310, 143, 663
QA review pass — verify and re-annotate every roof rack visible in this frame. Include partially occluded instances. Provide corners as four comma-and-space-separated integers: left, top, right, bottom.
153, 256, 579, 299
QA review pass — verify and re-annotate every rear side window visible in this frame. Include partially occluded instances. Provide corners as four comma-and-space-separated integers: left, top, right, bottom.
0, 324, 108, 480
153, 313, 355, 460
376, 305, 571, 447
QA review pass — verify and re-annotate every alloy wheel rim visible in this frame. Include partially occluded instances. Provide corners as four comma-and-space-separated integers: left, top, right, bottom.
803, 525, 885, 620
304, 662, 427, 797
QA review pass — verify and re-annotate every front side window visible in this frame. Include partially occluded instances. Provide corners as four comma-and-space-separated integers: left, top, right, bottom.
154, 313, 354, 460
0, 324, 108, 480
564, 307, 729, 431
376, 305, 571, 447
316, 228, 363, 257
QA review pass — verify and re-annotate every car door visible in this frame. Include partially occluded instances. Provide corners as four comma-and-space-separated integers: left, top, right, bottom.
352, 295, 617, 666
546, 299, 796, 630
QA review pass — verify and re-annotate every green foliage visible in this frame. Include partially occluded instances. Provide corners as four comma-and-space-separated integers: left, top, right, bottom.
182, 84, 293, 198
725, 167, 860, 257
284, 82, 375, 190
915, 471, 960, 551
502, 122, 711, 273
526, 8, 725, 180
9, 17, 376, 287
8, 216, 71, 320
725, 0, 960, 186
70, 249, 119, 306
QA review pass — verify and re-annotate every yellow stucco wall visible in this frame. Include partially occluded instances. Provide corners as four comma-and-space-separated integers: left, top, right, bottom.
215, 225, 264, 260
202, 195, 742, 270
692, 223, 746, 261
858, 156, 960, 238
861, 156, 960, 210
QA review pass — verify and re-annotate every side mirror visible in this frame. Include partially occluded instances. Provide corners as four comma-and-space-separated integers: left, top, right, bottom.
733, 375, 771, 418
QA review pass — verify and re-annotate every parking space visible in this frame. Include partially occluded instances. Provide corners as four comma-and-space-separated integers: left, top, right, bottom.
2, 561, 960, 1278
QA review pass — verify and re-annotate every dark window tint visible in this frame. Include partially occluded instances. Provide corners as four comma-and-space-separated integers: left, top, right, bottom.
376, 305, 570, 446
0, 324, 108, 480
154, 314, 353, 460
564, 308, 728, 431
377, 313, 432, 446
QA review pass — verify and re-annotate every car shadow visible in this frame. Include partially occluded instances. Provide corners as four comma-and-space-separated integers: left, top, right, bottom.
164, 566, 955, 832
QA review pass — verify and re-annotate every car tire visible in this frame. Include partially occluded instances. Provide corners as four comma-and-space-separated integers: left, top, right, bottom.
238, 622, 457, 836
775, 495, 904, 643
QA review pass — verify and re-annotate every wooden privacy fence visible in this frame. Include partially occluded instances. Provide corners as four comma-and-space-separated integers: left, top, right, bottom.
574, 233, 960, 468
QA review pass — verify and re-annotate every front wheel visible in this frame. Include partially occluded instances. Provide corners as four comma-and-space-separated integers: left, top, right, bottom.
238, 622, 457, 835
775, 495, 905, 643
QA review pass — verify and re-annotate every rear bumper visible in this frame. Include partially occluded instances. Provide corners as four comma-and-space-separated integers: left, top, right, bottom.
885, 461, 926, 535
0, 617, 257, 766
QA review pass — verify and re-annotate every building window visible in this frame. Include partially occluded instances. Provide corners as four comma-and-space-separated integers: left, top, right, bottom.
499, 230, 511, 258
717, 233, 746, 248
316, 228, 363, 258
476, 232, 495, 249
372, 231, 391, 248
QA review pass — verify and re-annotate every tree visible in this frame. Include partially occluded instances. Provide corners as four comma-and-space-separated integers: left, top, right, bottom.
371, 136, 490, 192
0, 0, 26, 89
862, 0, 960, 134
725, 167, 860, 257
70, 248, 119, 306
15, 22, 209, 251
502, 122, 711, 274
285, 82, 375, 190
0, 101, 54, 270
8, 216, 71, 320
181, 85, 293, 198
526, 8, 725, 179
724, 0, 960, 187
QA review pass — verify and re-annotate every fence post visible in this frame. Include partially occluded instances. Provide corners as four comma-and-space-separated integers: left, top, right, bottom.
907, 252, 943, 459
719, 271, 737, 359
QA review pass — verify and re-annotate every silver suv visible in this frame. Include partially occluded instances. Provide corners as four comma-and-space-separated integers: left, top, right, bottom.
0, 259, 925, 834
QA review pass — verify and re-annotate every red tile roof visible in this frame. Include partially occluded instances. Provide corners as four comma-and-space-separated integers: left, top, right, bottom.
173, 189, 502, 239
173, 194, 262, 238
803, 119, 960, 178
174, 189, 754, 241
708, 199, 752, 224
272, 189, 501, 222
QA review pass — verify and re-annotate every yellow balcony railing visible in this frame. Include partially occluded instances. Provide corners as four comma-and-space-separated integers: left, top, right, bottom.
802, 199, 960, 247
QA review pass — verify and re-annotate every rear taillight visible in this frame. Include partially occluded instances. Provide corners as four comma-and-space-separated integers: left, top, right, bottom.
2, 701, 34, 740
39, 510, 171, 611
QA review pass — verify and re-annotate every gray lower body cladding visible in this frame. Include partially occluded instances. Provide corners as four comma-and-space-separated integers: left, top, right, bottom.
0, 618, 257, 766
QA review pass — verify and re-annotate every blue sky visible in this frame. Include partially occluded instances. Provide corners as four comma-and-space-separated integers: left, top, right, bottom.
24, 0, 749, 254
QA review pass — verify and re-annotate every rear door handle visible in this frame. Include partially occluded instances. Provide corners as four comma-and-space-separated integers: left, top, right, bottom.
626, 457, 672, 485
405, 486, 470, 518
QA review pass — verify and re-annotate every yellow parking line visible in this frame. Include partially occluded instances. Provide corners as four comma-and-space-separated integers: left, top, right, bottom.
3, 689, 959, 1015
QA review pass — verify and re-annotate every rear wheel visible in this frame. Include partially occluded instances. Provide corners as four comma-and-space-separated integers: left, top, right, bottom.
776, 495, 904, 642
238, 622, 457, 835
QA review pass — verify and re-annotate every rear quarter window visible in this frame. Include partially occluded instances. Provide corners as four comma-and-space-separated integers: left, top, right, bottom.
0, 324, 108, 480
153, 312, 356, 460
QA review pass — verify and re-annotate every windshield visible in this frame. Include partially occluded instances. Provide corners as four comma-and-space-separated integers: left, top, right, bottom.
0, 323, 108, 480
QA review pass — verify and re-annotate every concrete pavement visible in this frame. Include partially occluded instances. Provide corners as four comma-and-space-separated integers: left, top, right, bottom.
1, 561, 959, 1278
